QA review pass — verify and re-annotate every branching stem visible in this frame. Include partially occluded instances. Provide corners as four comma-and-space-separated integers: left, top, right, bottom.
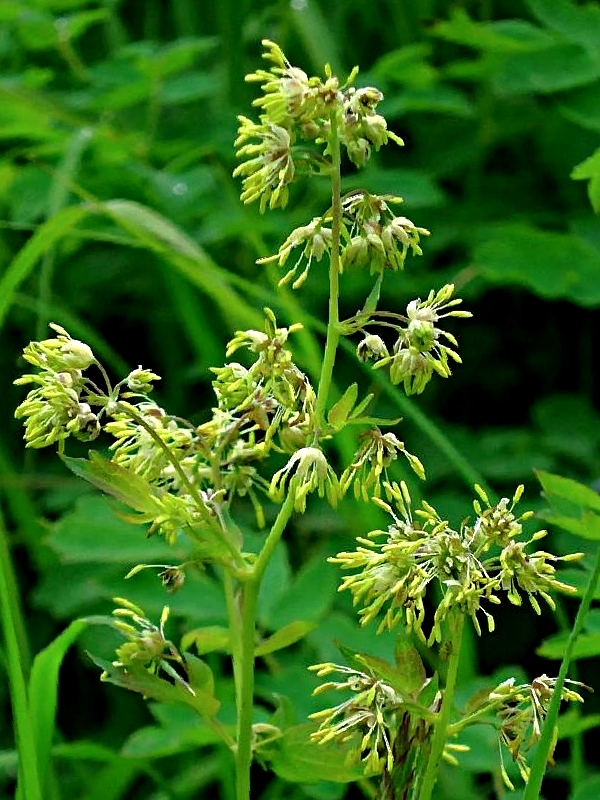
418, 612, 465, 800
315, 111, 342, 430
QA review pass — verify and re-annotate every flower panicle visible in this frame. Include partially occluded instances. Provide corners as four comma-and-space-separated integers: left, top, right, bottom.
331, 483, 582, 643
307, 662, 401, 776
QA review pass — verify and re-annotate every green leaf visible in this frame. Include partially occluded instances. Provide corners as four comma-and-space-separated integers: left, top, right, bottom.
474, 224, 600, 306
60, 453, 163, 515
526, 0, 600, 52
536, 630, 600, 660
571, 147, 600, 213
561, 87, 600, 133
255, 620, 316, 657
181, 626, 230, 655
263, 552, 338, 630
327, 383, 358, 429
491, 42, 600, 96
28, 619, 88, 791
88, 652, 220, 717
557, 708, 600, 738
46, 495, 177, 564
344, 168, 446, 209
394, 637, 428, 696
121, 717, 222, 759
263, 723, 363, 784
568, 774, 600, 800
536, 471, 600, 514
432, 9, 552, 53
540, 511, 600, 541
383, 85, 475, 119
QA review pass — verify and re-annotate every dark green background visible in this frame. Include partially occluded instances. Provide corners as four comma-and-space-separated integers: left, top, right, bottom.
1, 1, 600, 798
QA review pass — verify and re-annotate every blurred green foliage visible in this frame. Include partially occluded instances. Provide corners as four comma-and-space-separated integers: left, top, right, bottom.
1, 0, 600, 798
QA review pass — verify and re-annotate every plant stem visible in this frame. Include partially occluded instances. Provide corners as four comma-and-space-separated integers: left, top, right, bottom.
523, 546, 600, 800
418, 612, 465, 800
234, 493, 296, 800
315, 112, 342, 429
235, 577, 259, 800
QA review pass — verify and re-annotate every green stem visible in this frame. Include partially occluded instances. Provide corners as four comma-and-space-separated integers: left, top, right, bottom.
315, 112, 342, 430
224, 571, 243, 713
418, 612, 465, 800
253, 492, 296, 583
554, 598, 584, 792
233, 493, 295, 800
235, 578, 259, 800
523, 547, 600, 800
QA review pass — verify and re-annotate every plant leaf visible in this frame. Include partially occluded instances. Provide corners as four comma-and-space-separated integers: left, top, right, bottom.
255, 620, 316, 657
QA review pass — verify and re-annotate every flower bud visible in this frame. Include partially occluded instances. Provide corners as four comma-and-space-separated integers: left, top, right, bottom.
407, 319, 435, 351
127, 366, 161, 393
59, 339, 95, 370
357, 334, 388, 362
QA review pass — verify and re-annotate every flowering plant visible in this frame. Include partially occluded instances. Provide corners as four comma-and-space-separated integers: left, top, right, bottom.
13, 40, 587, 800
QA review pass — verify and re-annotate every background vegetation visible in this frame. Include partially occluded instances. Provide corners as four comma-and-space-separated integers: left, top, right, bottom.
1, 0, 600, 798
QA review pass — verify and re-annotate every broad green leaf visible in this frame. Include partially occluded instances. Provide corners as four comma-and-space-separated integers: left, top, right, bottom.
571, 147, 600, 213
555, 567, 600, 599
371, 43, 436, 84
60, 453, 163, 515
160, 71, 221, 104
264, 723, 363, 784
383, 85, 475, 119
561, 87, 600, 133
569, 774, 600, 800
432, 9, 552, 53
263, 552, 338, 630
475, 224, 600, 306
121, 720, 220, 759
536, 471, 600, 514
28, 619, 88, 792
527, 0, 600, 52
88, 653, 220, 717
394, 638, 428, 696
50, 741, 118, 761
344, 168, 446, 209
125, 37, 218, 79
307, 611, 394, 663
557, 708, 600, 738
491, 43, 600, 96
255, 620, 316, 657
181, 626, 230, 655
540, 511, 600, 541
536, 630, 600, 660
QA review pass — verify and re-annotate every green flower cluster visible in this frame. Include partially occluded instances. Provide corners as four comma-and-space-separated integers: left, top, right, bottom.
261, 191, 430, 289
234, 40, 403, 213
488, 675, 586, 788
308, 662, 404, 775
332, 482, 581, 644
14, 324, 100, 448
108, 598, 195, 695
355, 283, 473, 395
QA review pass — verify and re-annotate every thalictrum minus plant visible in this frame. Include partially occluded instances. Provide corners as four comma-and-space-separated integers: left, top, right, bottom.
13, 40, 585, 800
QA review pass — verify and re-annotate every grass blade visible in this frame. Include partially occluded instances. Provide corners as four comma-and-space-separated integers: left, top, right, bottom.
0, 508, 42, 800
28, 619, 89, 794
